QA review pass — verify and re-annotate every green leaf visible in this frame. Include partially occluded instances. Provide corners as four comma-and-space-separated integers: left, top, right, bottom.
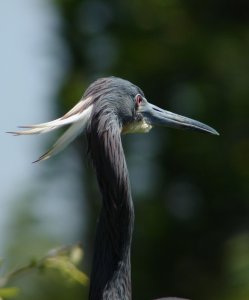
44, 256, 88, 286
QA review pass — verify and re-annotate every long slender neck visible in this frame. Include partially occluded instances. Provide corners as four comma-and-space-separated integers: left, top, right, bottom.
87, 109, 134, 300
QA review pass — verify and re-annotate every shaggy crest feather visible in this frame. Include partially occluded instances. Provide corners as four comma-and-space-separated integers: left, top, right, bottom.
8, 97, 93, 162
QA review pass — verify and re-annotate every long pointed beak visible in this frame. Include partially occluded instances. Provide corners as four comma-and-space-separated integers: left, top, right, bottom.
140, 102, 219, 135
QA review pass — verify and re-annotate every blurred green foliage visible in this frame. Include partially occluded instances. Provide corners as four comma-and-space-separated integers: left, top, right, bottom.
5, 0, 249, 299
0, 244, 87, 300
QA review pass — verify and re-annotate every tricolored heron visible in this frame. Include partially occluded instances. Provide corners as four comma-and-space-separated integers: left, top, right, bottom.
9, 77, 218, 300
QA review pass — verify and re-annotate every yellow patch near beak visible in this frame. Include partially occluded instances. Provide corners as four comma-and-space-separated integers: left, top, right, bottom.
122, 119, 152, 134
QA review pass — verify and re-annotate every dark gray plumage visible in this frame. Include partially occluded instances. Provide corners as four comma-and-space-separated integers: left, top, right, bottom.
86, 79, 136, 299
9, 76, 218, 300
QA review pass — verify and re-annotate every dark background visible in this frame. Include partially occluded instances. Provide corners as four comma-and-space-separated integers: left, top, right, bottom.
4, 0, 249, 299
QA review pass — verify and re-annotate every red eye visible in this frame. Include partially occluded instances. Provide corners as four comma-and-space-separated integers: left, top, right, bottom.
135, 94, 143, 106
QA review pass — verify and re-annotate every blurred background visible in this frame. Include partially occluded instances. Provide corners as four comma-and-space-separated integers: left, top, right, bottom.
1, 0, 249, 299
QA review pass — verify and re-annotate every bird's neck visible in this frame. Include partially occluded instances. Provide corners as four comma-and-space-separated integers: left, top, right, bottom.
87, 112, 134, 300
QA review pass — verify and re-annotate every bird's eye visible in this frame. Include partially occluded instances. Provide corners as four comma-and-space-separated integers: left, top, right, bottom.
135, 94, 143, 107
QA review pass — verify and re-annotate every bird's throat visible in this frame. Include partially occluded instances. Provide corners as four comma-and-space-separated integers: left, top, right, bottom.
87, 117, 134, 300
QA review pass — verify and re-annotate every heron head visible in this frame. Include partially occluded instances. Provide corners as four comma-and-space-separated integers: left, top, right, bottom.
109, 79, 219, 136
9, 76, 218, 162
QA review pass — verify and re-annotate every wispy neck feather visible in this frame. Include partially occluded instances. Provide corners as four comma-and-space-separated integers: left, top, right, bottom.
87, 103, 134, 300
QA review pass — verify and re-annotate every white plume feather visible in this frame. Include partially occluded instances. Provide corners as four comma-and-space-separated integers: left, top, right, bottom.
8, 97, 93, 162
